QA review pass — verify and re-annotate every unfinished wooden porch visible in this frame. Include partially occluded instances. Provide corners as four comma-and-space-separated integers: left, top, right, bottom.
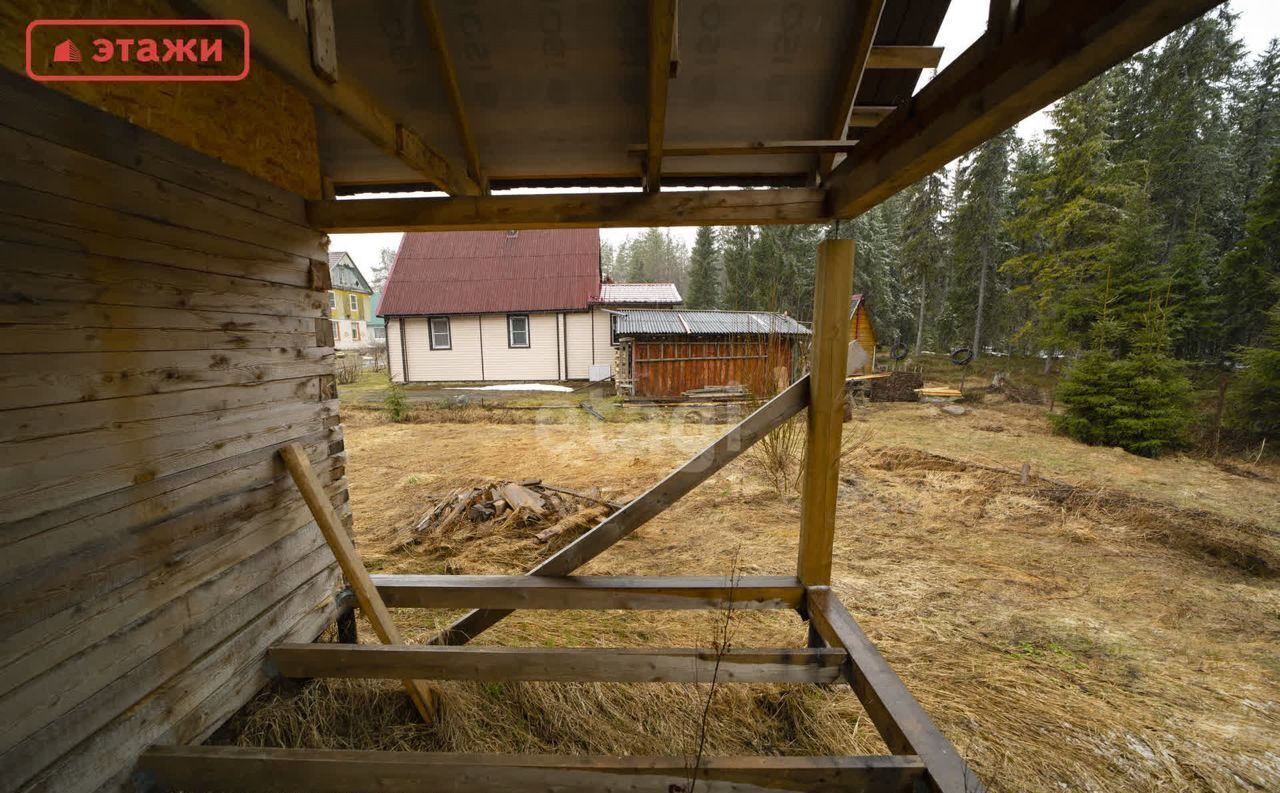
0, 0, 1226, 791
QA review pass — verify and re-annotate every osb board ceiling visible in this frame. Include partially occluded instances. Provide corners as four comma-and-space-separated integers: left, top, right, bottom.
0, 0, 322, 198
320, 0, 949, 190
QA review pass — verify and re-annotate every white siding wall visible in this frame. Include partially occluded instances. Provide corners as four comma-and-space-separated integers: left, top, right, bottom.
403, 316, 483, 382
388, 318, 405, 383
565, 311, 593, 379
592, 307, 615, 375
333, 319, 369, 350
479, 313, 560, 381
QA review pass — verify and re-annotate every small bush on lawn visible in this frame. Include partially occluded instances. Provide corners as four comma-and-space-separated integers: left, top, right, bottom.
1052, 349, 1193, 458
384, 384, 410, 423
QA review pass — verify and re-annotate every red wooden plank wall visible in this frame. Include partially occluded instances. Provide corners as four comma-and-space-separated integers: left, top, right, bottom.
630, 336, 797, 398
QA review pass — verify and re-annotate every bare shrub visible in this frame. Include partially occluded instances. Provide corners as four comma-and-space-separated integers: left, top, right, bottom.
746, 412, 874, 496
335, 355, 362, 384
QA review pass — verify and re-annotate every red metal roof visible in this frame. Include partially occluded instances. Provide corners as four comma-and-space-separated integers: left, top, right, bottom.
379, 229, 602, 316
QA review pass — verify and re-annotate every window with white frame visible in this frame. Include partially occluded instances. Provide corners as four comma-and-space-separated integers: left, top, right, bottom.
352, 323, 361, 342
348, 294, 359, 316
328, 292, 336, 310
507, 314, 530, 348
429, 316, 451, 350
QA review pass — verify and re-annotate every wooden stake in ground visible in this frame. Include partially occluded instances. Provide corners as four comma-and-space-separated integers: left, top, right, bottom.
279, 443, 438, 722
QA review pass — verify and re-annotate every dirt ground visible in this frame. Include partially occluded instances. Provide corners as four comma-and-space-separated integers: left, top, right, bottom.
220, 394, 1280, 792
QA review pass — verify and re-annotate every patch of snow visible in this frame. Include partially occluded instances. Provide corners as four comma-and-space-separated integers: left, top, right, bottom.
445, 383, 573, 393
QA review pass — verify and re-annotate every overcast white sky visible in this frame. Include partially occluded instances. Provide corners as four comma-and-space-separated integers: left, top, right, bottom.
335, 0, 1280, 281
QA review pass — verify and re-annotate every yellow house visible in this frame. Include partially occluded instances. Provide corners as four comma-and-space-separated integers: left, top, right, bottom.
327, 251, 373, 350
849, 293, 877, 374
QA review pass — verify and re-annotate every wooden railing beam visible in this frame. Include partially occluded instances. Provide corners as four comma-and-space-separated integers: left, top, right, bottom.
138, 746, 929, 793
373, 574, 804, 610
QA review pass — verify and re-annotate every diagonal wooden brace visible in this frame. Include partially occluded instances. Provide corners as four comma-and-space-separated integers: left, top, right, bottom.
279, 443, 438, 722
430, 375, 812, 645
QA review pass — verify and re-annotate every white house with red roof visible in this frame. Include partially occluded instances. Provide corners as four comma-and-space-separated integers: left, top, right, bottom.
380, 229, 680, 383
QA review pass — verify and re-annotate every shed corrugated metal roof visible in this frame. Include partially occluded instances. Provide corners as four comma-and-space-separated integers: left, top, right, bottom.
615, 310, 810, 337
379, 229, 601, 316
596, 282, 682, 304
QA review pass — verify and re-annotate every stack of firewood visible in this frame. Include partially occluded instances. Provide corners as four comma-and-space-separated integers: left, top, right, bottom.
413, 479, 622, 543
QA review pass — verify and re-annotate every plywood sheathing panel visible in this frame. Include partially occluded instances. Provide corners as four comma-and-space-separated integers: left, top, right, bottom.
0, 0, 322, 198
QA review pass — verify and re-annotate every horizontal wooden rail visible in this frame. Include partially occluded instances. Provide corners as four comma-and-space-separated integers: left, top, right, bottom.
373, 575, 804, 610
806, 588, 985, 793
268, 645, 846, 684
138, 746, 928, 792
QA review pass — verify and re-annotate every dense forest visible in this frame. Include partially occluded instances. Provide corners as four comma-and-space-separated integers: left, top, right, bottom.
603, 7, 1280, 454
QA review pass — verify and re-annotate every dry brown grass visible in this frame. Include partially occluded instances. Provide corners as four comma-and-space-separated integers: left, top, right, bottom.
218, 400, 1280, 792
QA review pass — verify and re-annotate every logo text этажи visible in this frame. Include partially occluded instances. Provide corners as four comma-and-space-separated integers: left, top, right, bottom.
26, 19, 248, 82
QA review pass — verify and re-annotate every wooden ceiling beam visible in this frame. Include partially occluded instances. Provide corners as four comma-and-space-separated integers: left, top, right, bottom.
846, 105, 897, 128
644, 0, 678, 192
306, 188, 829, 233
625, 140, 862, 157
420, 0, 488, 195
818, 0, 887, 179
865, 45, 945, 70
826, 0, 1225, 217
189, 0, 479, 196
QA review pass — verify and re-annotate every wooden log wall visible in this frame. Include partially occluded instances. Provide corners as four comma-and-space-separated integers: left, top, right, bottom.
629, 335, 797, 399
0, 73, 345, 793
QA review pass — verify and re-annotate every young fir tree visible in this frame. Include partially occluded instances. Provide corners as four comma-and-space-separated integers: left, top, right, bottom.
1052, 308, 1193, 457
684, 226, 721, 309
947, 129, 1014, 357
1005, 76, 1129, 355
1218, 151, 1280, 350
1229, 297, 1280, 440
720, 225, 755, 310
899, 170, 949, 353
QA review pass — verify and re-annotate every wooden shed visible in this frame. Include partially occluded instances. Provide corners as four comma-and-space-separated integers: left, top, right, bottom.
0, 1, 1220, 791
614, 310, 811, 398
850, 293, 878, 373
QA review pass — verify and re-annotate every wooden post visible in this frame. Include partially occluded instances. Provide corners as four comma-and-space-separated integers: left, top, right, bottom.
279, 443, 437, 722
797, 240, 855, 587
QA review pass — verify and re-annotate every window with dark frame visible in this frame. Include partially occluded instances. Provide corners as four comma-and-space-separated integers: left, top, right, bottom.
507, 314, 530, 348
429, 316, 451, 350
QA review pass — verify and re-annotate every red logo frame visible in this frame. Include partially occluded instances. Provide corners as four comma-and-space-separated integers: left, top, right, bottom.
25, 19, 249, 82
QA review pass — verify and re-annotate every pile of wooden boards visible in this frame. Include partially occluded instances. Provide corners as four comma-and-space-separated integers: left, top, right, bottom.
413, 479, 622, 544
682, 384, 750, 400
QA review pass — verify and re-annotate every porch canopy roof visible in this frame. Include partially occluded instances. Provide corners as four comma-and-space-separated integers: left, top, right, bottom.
198, 0, 1223, 232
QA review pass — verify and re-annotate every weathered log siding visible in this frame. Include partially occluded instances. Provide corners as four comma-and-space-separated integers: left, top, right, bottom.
0, 73, 344, 793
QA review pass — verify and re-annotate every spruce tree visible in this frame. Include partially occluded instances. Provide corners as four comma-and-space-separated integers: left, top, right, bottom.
1229, 297, 1280, 440
948, 130, 1014, 357
1218, 151, 1280, 349
1006, 76, 1129, 355
1227, 38, 1280, 245
685, 226, 721, 308
900, 171, 948, 353
1103, 180, 1168, 354
721, 225, 755, 310
1052, 311, 1193, 457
